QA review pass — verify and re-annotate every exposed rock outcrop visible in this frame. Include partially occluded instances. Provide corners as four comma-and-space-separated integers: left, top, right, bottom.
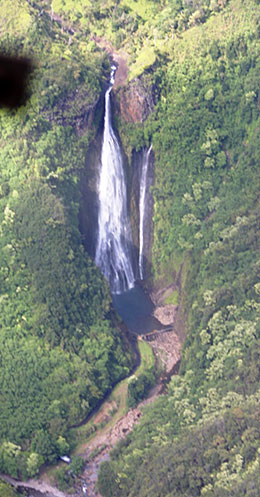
148, 330, 181, 376
153, 304, 177, 325
116, 75, 156, 123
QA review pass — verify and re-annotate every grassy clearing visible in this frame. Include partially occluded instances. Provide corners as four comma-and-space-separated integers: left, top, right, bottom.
136, 340, 154, 375
164, 290, 179, 306
165, 0, 258, 64
0, 0, 32, 37
128, 45, 157, 80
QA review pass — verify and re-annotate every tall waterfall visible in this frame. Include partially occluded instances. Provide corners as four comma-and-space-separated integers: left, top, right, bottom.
138, 145, 152, 280
95, 66, 135, 294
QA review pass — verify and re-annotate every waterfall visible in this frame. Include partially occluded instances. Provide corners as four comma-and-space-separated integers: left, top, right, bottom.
139, 144, 152, 280
95, 66, 135, 294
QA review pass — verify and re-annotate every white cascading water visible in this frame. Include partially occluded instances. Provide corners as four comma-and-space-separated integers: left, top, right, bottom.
138, 144, 152, 280
95, 66, 135, 294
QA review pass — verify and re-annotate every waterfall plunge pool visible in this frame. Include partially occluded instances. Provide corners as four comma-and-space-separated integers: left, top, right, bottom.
112, 282, 162, 334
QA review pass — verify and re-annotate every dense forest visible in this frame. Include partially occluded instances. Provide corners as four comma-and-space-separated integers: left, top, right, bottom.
0, 0, 134, 482
1, 0, 260, 496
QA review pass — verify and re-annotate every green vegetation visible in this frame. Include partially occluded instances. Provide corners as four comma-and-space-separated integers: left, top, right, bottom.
69, 340, 154, 451
127, 369, 155, 407
0, 482, 19, 497
98, 401, 260, 497
42, 0, 229, 77
0, 0, 133, 479
0, 0, 32, 37
164, 289, 179, 305
127, 340, 155, 406
56, 455, 84, 491
97, 1, 260, 496
2, 1, 260, 495
43, 339, 154, 491
128, 46, 157, 80
136, 340, 154, 373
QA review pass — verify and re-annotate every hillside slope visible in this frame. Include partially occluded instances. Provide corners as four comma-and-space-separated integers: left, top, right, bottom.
0, 0, 134, 479
1, 1, 260, 494
97, 1, 260, 496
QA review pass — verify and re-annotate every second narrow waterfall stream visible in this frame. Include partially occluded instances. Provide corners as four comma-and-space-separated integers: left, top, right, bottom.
139, 144, 153, 280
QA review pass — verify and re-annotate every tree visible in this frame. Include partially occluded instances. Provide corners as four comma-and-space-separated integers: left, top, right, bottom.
26, 452, 43, 477
98, 461, 120, 497
31, 430, 57, 463
69, 456, 84, 476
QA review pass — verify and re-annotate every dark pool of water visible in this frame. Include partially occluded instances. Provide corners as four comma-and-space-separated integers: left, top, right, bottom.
112, 282, 163, 334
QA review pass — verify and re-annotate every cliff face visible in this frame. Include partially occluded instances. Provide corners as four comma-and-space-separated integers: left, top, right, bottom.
114, 74, 156, 280
79, 71, 156, 280
115, 74, 157, 123
79, 126, 103, 258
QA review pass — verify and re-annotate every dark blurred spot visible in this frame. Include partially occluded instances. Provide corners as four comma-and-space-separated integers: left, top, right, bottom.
0, 55, 33, 108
